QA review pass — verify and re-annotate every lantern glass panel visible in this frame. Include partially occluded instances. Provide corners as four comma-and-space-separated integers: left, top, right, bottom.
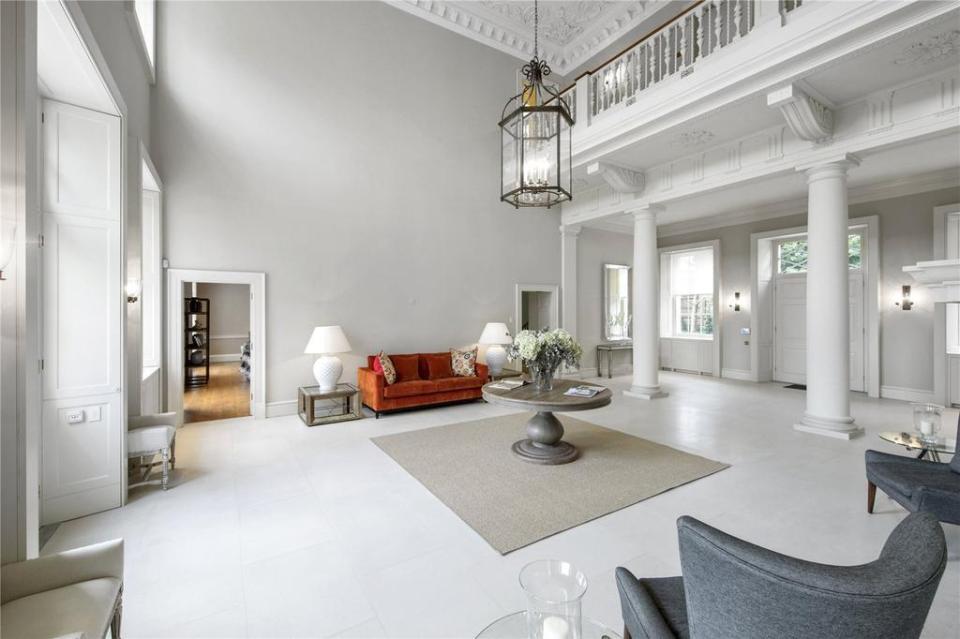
502, 113, 521, 197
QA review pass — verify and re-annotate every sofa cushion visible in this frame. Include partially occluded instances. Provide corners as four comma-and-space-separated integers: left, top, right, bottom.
391, 355, 421, 382
1, 577, 120, 639
423, 354, 454, 380
377, 352, 397, 384
434, 376, 485, 392
382, 380, 438, 399
451, 347, 477, 377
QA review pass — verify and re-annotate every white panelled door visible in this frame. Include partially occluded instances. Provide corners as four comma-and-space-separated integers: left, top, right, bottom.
773, 271, 865, 392
41, 100, 123, 524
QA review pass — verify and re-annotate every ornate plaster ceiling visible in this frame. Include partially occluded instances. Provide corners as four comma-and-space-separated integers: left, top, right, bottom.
388, 1, 669, 76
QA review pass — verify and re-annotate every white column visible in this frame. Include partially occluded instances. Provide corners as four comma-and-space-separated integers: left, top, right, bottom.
794, 155, 863, 439
560, 224, 580, 340
624, 206, 668, 399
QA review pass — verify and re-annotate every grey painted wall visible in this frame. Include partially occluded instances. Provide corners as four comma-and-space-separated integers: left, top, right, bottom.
657, 186, 960, 391
196, 283, 250, 356
154, 1, 562, 405
577, 228, 633, 372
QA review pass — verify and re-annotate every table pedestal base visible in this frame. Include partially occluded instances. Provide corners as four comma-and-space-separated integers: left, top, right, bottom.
511, 411, 580, 465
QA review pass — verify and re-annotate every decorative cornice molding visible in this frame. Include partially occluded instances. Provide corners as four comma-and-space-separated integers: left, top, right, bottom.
672, 129, 716, 148
586, 161, 645, 194
386, 0, 655, 75
767, 83, 834, 142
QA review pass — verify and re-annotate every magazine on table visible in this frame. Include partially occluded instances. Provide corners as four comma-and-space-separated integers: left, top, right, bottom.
487, 378, 528, 391
564, 384, 605, 397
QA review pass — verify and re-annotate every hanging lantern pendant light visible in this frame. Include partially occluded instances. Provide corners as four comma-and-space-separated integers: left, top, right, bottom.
499, 0, 574, 209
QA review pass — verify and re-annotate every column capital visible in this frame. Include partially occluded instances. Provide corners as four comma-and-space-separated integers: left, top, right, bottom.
559, 224, 582, 238
797, 153, 861, 180
628, 204, 663, 222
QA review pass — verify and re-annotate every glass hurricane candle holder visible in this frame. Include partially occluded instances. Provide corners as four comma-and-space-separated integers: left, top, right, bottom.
912, 402, 944, 444
520, 560, 587, 639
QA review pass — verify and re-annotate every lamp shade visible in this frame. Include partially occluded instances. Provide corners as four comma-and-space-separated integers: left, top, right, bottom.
304, 325, 351, 354
479, 322, 512, 345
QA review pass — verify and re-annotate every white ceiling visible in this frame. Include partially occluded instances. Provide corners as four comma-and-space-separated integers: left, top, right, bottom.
387, 0, 678, 76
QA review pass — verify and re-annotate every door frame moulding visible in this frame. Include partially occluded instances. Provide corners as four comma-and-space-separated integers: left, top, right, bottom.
166, 269, 266, 421
750, 215, 880, 398
140, 141, 162, 373
515, 284, 560, 337
657, 239, 722, 378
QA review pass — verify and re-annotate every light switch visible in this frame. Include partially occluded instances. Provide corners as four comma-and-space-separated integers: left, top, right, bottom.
86, 406, 102, 422
66, 410, 84, 424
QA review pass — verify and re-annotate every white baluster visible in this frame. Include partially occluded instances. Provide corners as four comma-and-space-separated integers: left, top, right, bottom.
698, 5, 708, 59
679, 19, 687, 68
713, 1, 721, 51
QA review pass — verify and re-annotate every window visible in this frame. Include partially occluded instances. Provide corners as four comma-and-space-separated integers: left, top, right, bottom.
130, 0, 155, 77
661, 247, 714, 339
777, 234, 863, 274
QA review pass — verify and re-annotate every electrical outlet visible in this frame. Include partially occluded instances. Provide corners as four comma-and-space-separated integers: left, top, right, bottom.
65, 410, 84, 424
86, 406, 102, 422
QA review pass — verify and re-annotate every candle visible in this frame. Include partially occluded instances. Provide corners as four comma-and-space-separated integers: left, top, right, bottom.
542, 616, 569, 639
920, 419, 934, 436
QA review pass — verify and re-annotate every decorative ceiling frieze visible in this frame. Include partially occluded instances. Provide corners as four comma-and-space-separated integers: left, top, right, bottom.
893, 29, 960, 66
672, 129, 716, 148
387, 0, 660, 75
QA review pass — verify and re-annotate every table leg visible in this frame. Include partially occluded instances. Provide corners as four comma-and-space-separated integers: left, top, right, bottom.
929, 449, 941, 463
511, 411, 580, 465
608, 351, 613, 378
597, 347, 602, 378
917, 449, 928, 460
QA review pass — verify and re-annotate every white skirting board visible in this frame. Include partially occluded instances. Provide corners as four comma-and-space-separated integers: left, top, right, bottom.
880, 385, 936, 403
721, 368, 754, 381
265, 400, 298, 418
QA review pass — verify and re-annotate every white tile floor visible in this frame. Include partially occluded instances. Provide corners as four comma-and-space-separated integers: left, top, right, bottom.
45, 373, 960, 638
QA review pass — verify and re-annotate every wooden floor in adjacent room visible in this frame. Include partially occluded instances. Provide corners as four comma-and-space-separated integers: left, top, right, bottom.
183, 362, 251, 423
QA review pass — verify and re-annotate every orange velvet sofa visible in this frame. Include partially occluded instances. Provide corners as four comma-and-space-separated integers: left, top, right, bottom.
357, 353, 489, 418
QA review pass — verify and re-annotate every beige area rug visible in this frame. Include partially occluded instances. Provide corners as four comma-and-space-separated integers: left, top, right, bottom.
371, 414, 729, 554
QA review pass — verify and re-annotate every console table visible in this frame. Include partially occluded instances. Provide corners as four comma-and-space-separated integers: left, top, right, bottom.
596, 342, 632, 378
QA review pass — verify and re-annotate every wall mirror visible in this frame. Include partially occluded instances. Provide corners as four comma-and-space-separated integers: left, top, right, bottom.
603, 263, 632, 341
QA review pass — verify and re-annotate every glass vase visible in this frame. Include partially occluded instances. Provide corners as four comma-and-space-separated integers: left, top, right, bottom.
912, 402, 944, 444
520, 560, 587, 639
529, 358, 561, 392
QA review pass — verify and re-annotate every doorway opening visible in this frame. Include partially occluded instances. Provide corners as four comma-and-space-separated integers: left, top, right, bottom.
166, 269, 266, 425
182, 282, 252, 423
516, 284, 559, 334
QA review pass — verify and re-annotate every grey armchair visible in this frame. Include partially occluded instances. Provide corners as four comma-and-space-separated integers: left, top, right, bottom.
865, 414, 960, 524
616, 513, 946, 639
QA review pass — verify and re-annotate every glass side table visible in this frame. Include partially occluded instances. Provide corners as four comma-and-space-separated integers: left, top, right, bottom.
298, 383, 362, 426
476, 612, 621, 639
878, 431, 957, 463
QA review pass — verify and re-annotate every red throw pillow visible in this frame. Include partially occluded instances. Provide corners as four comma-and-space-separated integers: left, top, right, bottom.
423, 354, 454, 380
391, 354, 420, 383
372, 357, 384, 374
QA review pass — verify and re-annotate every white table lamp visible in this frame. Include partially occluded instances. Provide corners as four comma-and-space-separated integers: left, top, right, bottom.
305, 325, 352, 391
479, 322, 512, 375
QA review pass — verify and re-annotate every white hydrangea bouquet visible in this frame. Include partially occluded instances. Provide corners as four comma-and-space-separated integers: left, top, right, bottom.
507, 328, 582, 391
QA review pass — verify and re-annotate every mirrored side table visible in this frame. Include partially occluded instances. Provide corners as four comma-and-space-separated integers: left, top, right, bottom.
298, 383, 362, 426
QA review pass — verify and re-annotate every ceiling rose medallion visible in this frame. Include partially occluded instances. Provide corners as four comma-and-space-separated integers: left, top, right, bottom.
499, 0, 575, 209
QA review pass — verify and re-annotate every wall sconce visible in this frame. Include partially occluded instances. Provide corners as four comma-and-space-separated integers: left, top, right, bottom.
0, 219, 16, 281
895, 285, 913, 311
125, 278, 142, 303
729, 291, 742, 312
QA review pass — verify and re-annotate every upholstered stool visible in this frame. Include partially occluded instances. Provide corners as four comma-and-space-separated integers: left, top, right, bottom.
128, 412, 178, 490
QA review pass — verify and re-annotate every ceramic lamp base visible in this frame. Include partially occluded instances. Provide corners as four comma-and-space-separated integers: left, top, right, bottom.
313, 355, 343, 392
485, 344, 508, 375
